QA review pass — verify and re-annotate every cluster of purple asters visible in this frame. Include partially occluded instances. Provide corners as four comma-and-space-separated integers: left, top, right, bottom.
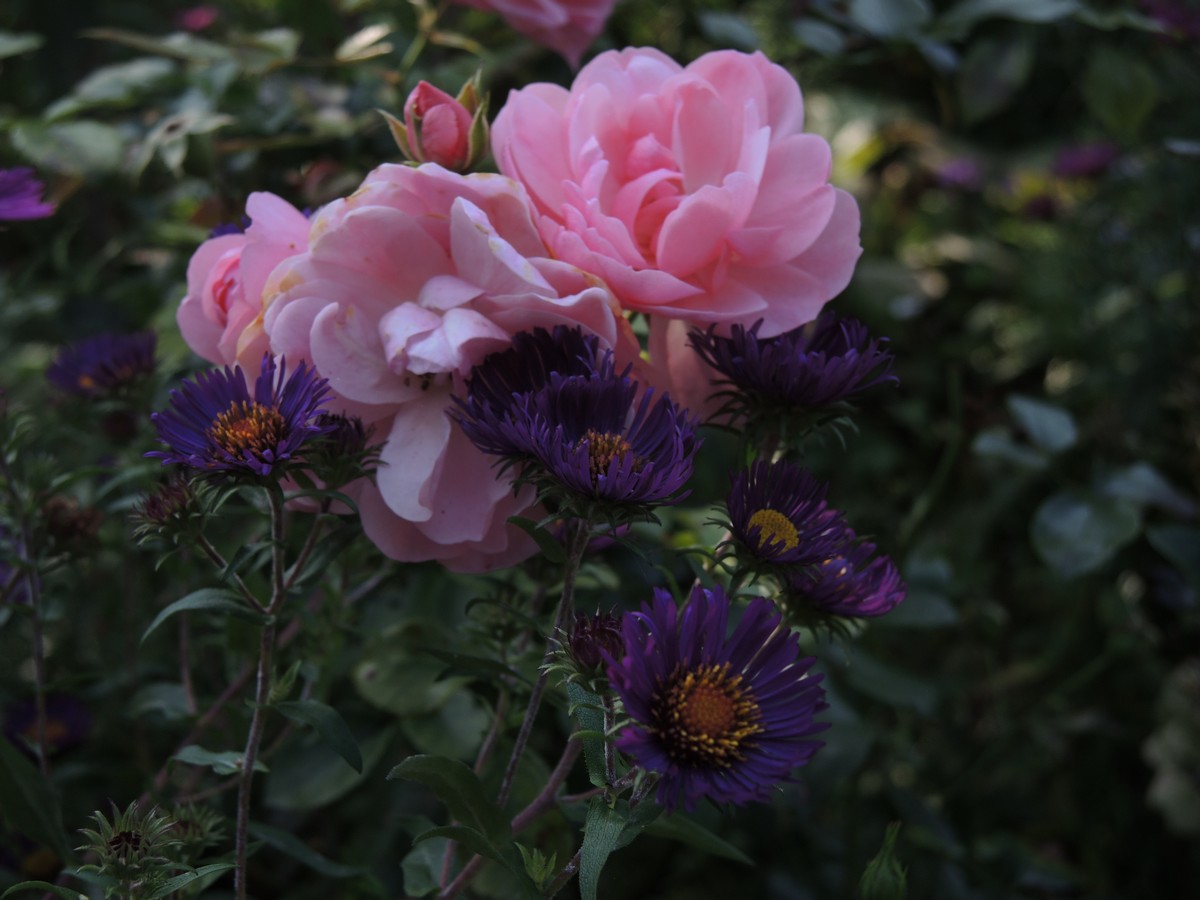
452, 327, 700, 521
688, 311, 896, 433
46, 331, 157, 398
603, 584, 828, 812
148, 353, 331, 479
722, 458, 906, 623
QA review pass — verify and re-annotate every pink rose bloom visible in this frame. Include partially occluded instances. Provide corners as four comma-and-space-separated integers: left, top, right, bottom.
178, 193, 310, 367
403, 81, 475, 171
492, 47, 862, 337
260, 163, 626, 572
453, 0, 618, 66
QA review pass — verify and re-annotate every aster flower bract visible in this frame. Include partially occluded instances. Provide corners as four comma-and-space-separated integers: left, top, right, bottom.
46, 331, 157, 398
725, 459, 848, 568
689, 311, 896, 428
148, 353, 330, 478
606, 584, 828, 812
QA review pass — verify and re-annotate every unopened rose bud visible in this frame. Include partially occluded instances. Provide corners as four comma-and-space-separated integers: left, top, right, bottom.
381, 73, 489, 173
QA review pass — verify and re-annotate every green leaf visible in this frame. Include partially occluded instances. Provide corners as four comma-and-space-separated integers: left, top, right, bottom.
579, 798, 628, 900
128, 682, 193, 722
1082, 48, 1159, 138
1030, 491, 1141, 578
859, 823, 907, 900
1147, 525, 1200, 588
173, 744, 268, 775
875, 587, 958, 629
697, 12, 760, 50
335, 23, 394, 62
387, 755, 508, 845
942, 0, 1080, 29
972, 427, 1048, 470
507, 516, 565, 564
849, 0, 932, 38
1, 884, 85, 900
567, 683, 608, 788
401, 831, 448, 896
141, 588, 266, 645
247, 821, 368, 878
1007, 395, 1078, 454
265, 726, 394, 812
959, 35, 1036, 124
144, 863, 236, 898
642, 815, 752, 865
10, 120, 124, 176
0, 736, 70, 860
1098, 463, 1196, 518
0, 32, 44, 60
840, 654, 940, 715
275, 700, 363, 773
45, 58, 176, 120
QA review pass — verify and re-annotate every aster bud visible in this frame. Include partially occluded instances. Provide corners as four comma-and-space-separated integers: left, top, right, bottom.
566, 610, 625, 674
858, 823, 907, 900
381, 73, 489, 172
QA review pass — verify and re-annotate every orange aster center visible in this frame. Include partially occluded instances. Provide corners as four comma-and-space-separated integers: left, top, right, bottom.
584, 429, 636, 482
209, 401, 285, 459
657, 663, 762, 768
747, 508, 800, 552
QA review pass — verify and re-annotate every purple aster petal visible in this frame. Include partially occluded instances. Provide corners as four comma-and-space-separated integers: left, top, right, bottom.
786, 530, 907, 619
0, 168, 55, 221
46, 331, 157, 398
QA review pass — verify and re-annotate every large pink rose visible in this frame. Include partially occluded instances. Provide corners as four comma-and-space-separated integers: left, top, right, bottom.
492, 47, 862, 336
178, 193, 310, 367
453, 0, 618, 66
260, 163, 627, 572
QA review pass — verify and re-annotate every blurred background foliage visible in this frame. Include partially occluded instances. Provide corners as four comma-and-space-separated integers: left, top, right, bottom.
1, 0, 1198, 897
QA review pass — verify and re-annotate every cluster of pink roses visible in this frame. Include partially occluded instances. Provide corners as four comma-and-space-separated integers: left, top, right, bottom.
177, 48, 862, 571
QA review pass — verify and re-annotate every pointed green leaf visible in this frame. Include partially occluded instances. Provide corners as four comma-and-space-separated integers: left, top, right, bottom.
173, 744, 268, 775
507, 516, 566, 564
1007, 395, 1078, 454
387, 755, 508, 843
1, 883, 86, 900
567, 683, 608, 788
141, 588, 266, 645
275, 700, 363, 773
145, 863, 236, 898
642, 814, 751, 864
579, 798, 629, 900
0, 736, 70, 860
1030, 491, 1141, 578
247, 821, 368, 878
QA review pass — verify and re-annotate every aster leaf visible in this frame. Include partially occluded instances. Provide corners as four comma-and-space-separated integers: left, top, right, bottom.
275, 700, 363, 773
144, 863, 236, 899
246, 821, 369, 878
507, 515, 566, 565
0, 735, 71, 861
640, 815, 752, 864
567, 683, 608, 788
174, 745, 269, 775
579, 797, 629, 900
140, 588, 268, 645
0, 883, 87, 900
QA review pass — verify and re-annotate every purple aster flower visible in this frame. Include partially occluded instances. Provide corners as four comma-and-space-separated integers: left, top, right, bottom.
784, 533, 906, 620
935, 157, 983, 192
605, 584, 828, 812
725, 459, 848, 567
0, 168, 54, 221
46, 331, 157, 398
522, 369, 699, 513
565, 609, 625, 673
3, 693, 93, 756
1052, 141, 1120, 180
689, 311, 897, 427
147, 353, 331, 478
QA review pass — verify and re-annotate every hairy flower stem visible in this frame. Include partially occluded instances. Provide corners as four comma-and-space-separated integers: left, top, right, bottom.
233, 486, 288, 900
496, 518, 590, 808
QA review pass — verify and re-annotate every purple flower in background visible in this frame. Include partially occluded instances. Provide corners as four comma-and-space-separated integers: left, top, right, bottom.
0, 168, 54, 221
935, 157, 984, 191
725, 459, 847, 567
1052, 142, 1120, 180
605, 584, 828, 812
3, 693, 93, 756
689, 311, 897, 425
1141, 0, 1200, 40
148, 353, 331, 478
785, 532, 907, 619
46, 331, 157, 398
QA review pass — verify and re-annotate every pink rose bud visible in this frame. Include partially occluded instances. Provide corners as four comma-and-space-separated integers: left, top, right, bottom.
382, 74, 490, 173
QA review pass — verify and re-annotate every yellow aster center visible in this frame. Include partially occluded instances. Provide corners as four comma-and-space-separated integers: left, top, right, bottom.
209, 401, 286, 459
748, 508, 799, 552
77, 374, 96, 390
658, 663, 762, 768
584, 429, 636, 482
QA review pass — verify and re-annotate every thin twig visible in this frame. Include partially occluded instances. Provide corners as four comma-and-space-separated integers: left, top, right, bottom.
194, 534, 266, 612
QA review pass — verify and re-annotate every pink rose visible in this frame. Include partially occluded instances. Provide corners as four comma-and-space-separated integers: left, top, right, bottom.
492, 48, 862, 337
178, 193, 310, 367
453, 0, 618, 66
260, 163, 628, 572
398, 81, 477, 172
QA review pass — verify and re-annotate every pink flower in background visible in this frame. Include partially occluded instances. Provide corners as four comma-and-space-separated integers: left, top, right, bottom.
176, 5, 220, 32
453, 0, 619, 66
177, 193, 310, 368
260, 163, 627, 572
493, 48, 862, 337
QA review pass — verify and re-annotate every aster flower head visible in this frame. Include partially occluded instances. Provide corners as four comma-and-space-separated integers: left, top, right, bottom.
723, 459, 849, 569
46, 330, 157, 398
4, 693, 93, 757
783, 532, 907, 623
605, 584, 828, 812
148, 353, 331, 479
564, 609, 625, 674
131, 475, 213, 545
689, 311, 897, 433
304, 412, 381, 488
0, 167, 54, 221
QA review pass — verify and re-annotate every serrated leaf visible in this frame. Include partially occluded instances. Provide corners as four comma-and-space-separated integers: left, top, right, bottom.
0, 737, 70, 861
642, 814, 752, 864
1007, 395, 1078, 454
141, 588, 266, 644
1030, 491, 1141, 578
507, 516, 565, 564
579, 798, 628, 900
247, 821, 367, 878
144, 863, 236, 898
173, 744, 268, 775
275, 700, 363, 773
